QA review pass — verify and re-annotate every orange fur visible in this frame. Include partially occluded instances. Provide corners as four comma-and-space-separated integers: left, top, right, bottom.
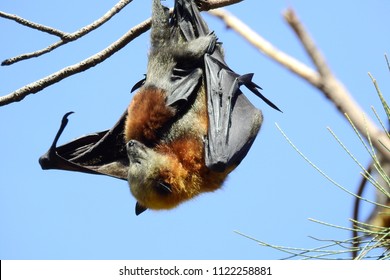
124, 87, 175, 144
150, 137, 230, 209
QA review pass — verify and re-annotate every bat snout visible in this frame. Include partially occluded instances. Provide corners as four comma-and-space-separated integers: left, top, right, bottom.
126, 139, 145, 150
126, 140, 147, 164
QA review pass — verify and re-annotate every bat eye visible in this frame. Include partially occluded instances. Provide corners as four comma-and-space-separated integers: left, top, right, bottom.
156, 181, 172, 195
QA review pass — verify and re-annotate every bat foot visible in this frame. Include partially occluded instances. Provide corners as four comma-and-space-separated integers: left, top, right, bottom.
175, 34, 217, 61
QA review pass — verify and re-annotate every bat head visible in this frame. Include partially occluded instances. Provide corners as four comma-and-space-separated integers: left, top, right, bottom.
126, 140, 186, 214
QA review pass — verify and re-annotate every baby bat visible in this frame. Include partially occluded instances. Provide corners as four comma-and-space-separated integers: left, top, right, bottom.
39, 0, 281, 215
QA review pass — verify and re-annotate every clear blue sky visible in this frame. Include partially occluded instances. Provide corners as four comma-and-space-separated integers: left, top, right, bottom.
1, 0, 389, 259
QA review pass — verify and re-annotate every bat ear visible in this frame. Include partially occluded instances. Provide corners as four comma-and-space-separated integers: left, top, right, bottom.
135, 202, 148, 216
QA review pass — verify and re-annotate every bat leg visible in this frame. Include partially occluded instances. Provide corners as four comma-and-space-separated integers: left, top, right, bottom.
174, 33, 217, 61
165, 34, 217, 108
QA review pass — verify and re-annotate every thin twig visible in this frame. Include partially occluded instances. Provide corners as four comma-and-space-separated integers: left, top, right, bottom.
1, 0, 133, 65
0, 11, 67, 37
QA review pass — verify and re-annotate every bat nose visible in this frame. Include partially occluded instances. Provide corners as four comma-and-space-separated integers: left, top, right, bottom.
127, 140, 135, 148
126, 140, 146, 164
126, 139, 145, 151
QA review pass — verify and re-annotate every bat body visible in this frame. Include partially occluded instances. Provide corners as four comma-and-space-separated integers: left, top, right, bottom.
123, 0, 240, 213
124, 86, 230, 212
39, 0, 280, 215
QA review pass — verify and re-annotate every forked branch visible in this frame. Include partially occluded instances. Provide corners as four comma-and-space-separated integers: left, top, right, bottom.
1, 0, 134, 66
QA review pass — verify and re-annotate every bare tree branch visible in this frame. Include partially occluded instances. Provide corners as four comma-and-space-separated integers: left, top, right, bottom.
283, 9, 390, 162
0, 0, 240, 66
0, 0, 240, 106
1, 0, 133, 65
0, 11, 67, 38
209, 8, 390, 162
209, 8, 321, 86
0, 18, 150, 106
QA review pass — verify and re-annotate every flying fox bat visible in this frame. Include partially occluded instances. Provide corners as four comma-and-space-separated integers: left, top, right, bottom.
39, 0, 281, 215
